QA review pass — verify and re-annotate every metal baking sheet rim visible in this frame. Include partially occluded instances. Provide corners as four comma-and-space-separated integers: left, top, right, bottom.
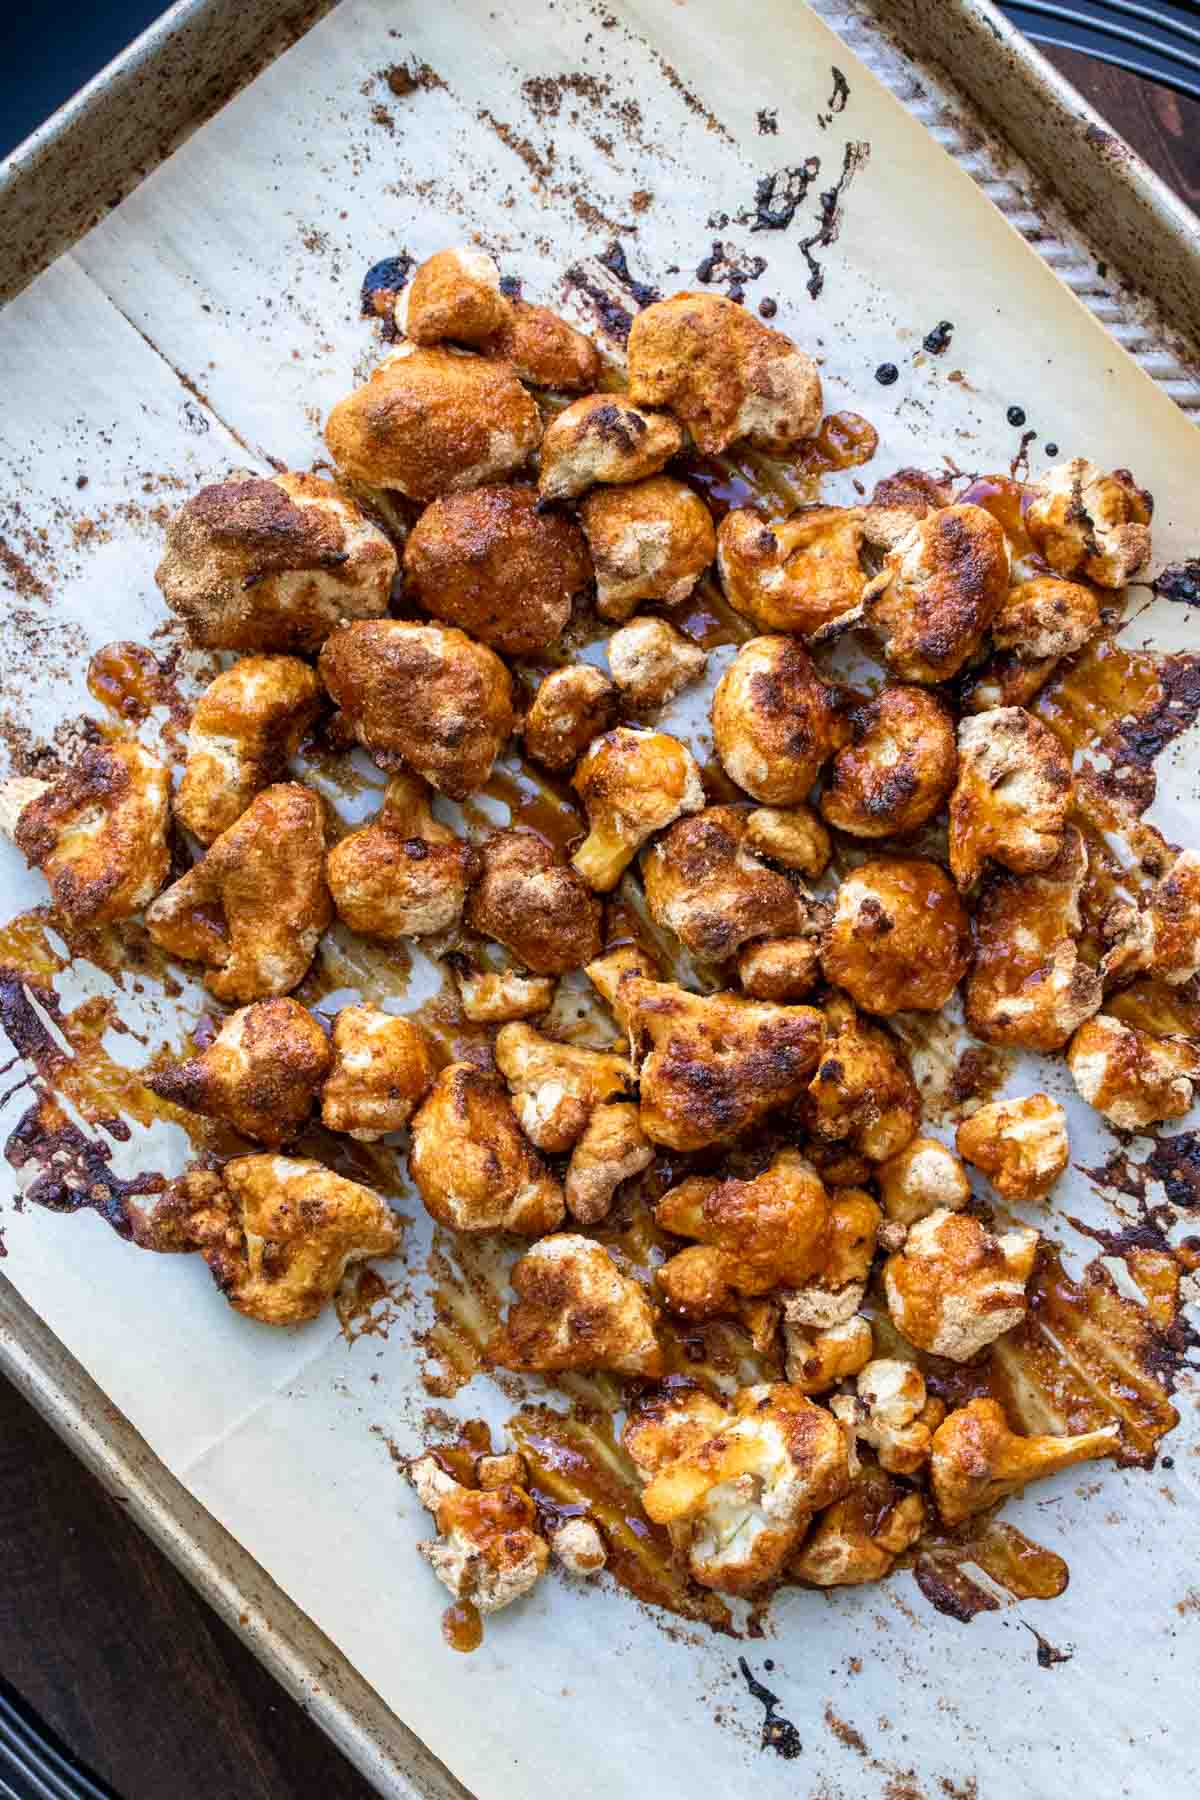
1, 3, 1198, 1798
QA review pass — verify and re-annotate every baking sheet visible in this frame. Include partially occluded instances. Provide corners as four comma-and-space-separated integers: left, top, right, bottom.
1, 2, 1198, 1796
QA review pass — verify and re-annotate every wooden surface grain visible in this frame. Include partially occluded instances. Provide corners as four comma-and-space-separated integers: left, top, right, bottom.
2, 47, 1198, 1800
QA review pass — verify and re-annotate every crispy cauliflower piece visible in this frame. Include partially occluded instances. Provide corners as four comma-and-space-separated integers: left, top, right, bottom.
396, 246, 509, 345
176, 655, 322, 845
408, 1063, 564, 1233
743, 803, 831, 878
863, 467, 953, 550
654, 1149, 831, 1316
717, 504, 865, 637
876, 1136, 970, 1231
325, 346, 542, 501
403, 483, 592, 655
580, 474, 716, 622
642, 804, 808, 961
784, 1315, 874, 1395
156, 473, 396, 652
806, 995, 922, 1162
454, 968, 556, 1024
1025, 458, 1152, 588
148, 998, 329, 1146
489, 1233, 663, 1375
949, 707, 1072, 892
737, 934, 824, 1001
884, 1208, 1039, 1362
712, 635, 850, 806
319, 619, 513, 799
1102, 850, 1200, 989
606, 617, 707, 710
1066, 1014, 1200, 1129
821, 856, 971, 1015
623, 1385, 732, 1482
931, 1398, 1119, 1526
5, 740, 169, 925
965, 825, 1102, 1051
622, 977, 825, 1150
410, 1455, 549, 1612
549, 1517, 607, 1576
478, 297, 601, 392
571, 727, 704, 892
146, 783, 330, 1001
467, 830, 602, 975
627, 292, 822, 455
991, 575, 1101, 661
564, 1101, 654, 1224
956, 1094, 1069, 1203
960, 647, 1065, 715
320, 1002, 437, 1140
494, 1021, 632, 1151
537, 395, 684, 502
475, 1452, 529, 1491
791, 1475, 925, 1587
820, 685, 957, 840
522, 665, 618, 773
584, 944, 660, 1031
326, 772, 477, 940
833, 1358, 936, 1475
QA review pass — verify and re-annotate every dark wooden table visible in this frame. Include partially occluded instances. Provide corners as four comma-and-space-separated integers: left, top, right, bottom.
2, 42, 1198, 1800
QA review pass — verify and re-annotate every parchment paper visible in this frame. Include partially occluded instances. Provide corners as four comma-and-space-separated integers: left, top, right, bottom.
1, 4, 1198, 1796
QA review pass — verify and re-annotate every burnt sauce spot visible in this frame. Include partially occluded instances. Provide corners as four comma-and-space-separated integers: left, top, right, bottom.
1146, 1131, 1200, 1210
1153, 559, 1200, 608
738, 1658, 802, 1759
799, 141, 870, 298
694, 240, 767, 304
750, 158, 820, 233
5, 1090, 165, 1237
361, 253, 414, 332
596, 239, 660, 309
1020, 1620, 1073, 1668
563, 262, 633, 345
923, 320, 954, 355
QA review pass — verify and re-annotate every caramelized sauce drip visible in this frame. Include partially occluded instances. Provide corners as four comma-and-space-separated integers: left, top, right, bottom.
671, 572, 754, 650
911, 1517, 1067, 1621
441, 1600, 483, 1653
477, 760, 585, 853
334, 1264, 405, 1343
86, 641, 165, 723
1035, 633, 1162, 755
676, 413, 877, 526
955, 474, 1033, 558
792, 411, 879, 480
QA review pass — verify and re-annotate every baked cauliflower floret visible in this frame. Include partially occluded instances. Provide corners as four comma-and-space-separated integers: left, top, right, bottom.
991, 574, 1101, 661
522, 665, 618, 773
478, 296, 601, 392
565, 1100, 654, 1224
1066, 1014, 1200, 1129
930, 1398, 1119, 1527
537, 395, 684, 502
403, 483, 592, 656
1102, 850, 1200, 989
820, 685, 957, 839
642, 804, 807, 961
821, 856, 971, 1015
806, 994, 921, 1162
494, 1021, 632, 1152
717, 505, 865, 637
571, 726, 704, 892
489, 1234, 663, 1376
326, 773, 477, 940
712, 635, 850, 806
960, 648, 1064, 715
396, 246, 509, 345
580, 474, 716, 622
5, 740, 169, 925
148, 998, 330, 1146
743, 804, 831, 878
624, 1384, 731, 1481
454, 968, 556, 1024
627, 291, 822, 455
320, 1003, 437, 1140
884, 1208, 1039, 1362
467, 830, 601, 975
146, 783, 330, 1001
410, 1456, 549, 1613
622, 977, 825, 1150
318, 619, 513, 799
1025, 457, 1152, 588
832, 1358, 937, 1475
784, 1315, 874, 1395
654, 1149, 831, 1317
956, 1093, 1069, 1203
737, 934, 823, 1001
175, 655, 322, 845
156, 473, 396, 652
965, 825, 1102, 1051
777, 1187, 881, 1340
876, 1136, 970, 1231
325, 346, 542, 501
409, 1062, 565, 1233
549, 1517, 607, 1576
606, 617, 707, 711
949, 707, 1072, 892
790, 1474, 925, 1587
584, 943, 660, 1030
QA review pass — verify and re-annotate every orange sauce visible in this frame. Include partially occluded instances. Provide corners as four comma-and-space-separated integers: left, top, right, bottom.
1035, 633, 1162, 754
793, 411, 879, 480
87, 640, 164, 723
478, 761, 584, 852
441, 1600, 483, 1652
955, 474, 1033, 557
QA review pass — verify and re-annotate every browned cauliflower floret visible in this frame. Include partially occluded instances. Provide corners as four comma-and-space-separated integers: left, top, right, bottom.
175, 656, 322, 845
396, 246, 509, 345
522, 665, 618, 772
454, 968, 556, 1024
478, 297, 601, 392
324, 347, 542, 501
1066, 1014, 1200, 1129
627, 292, 822, 455
806, 994, 921, 1162
930, 1398, 1119, 1527
403, 484, 592, 655
146, 784, 330, 1001
642, 804, 808, 961
862, 466, 953, 550
1102, 850, 1200, 989
778, 1187, 881, 1337
408, 1063, 564, 1233
960, 648, 1065, 715
606, 617, 707, 710
743, 803, 831, 878
623, 1384, 730, 1482
156, 473, 396, 652
884, 1208, 1039, 1362
410, 1456, 549, 1612
494, 1022, 632, 1151
876, 1136, 970, 1231
991, 575, 1101, 660
5, 741, 169, 925
572, 727, 704, 892
537, 395, 684, 502
1025, 458, 1152, 587
326, 773, 477, 941
737, 934, 824, 1001
831, 1357, 938, 1475
712, 635, 850, 806
564, 1100, 654, 1224
820, 685, 957, 839
790, 1473, 925, 1587
584, 943, 660, 1030
784, 1315, 874, 1395
965, 825, 1102, 1051
717, 505, 865, 637
949, 707, 1072, 892
318, 619, 513, 799
488, 1233, 663, 1376
654, 1149, 831, 1317
147, 998, 330, 1146
821, 857, 971, 1015
320, 1002, 437, 1140
549, 1517, 608, 1576
580, 475, 716, 621
956, 1093, 1068, 1202
466, 831, 598, 975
